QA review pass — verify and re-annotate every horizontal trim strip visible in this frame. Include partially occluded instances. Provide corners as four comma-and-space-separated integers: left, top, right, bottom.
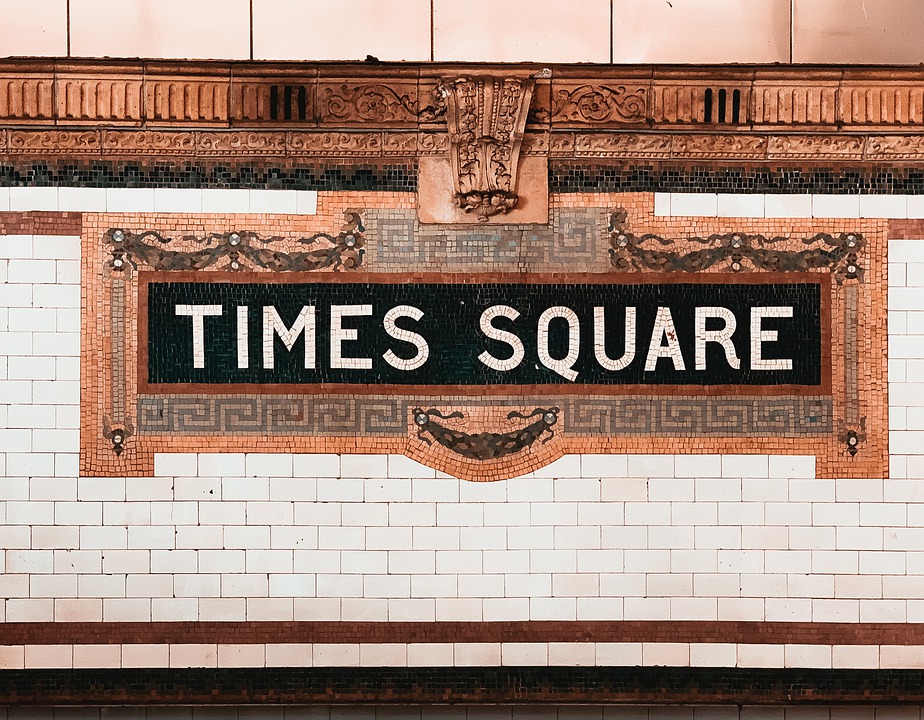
0, 187, 317, 215
1, 621, 921, 646
655, 192, 924, 218
0, 667, 922, 705
0, 642, 915, 670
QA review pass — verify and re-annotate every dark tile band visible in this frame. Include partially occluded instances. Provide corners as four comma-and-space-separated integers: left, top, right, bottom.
1, 667, 923, 705
0, 160, 924, 194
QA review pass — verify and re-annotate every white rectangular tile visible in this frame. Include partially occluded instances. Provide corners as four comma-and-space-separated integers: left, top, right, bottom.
9, 187, 57, 211
106, 188, 155, 212
669, 193, 718, 217
717, 194, 765, 218
249, 189, 298, 214
763, 194, 812, 217
153, 187, 203, 213
58, 187, 106, 211
201, 188, 251, 213
906, 195, 924, 219
860, 194, 907, 218
812, 194, 860, 218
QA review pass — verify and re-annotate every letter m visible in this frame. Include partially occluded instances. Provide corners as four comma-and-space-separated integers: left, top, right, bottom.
263, 306, 315, 369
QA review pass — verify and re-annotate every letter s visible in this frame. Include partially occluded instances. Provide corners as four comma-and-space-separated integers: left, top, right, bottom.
478, 305, 525, 372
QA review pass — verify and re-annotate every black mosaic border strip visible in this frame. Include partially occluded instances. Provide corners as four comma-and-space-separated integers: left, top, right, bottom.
550, 164, 924, 194
1, 667, 923, 705
0, 162, 417, 192
1, 160, 924, 194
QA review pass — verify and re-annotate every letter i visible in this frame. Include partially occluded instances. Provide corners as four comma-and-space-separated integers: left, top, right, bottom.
237, 306, 249, 369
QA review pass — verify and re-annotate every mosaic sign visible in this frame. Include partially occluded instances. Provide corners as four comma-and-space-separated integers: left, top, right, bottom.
144, 277, 824, 389
79, 198, 886, 480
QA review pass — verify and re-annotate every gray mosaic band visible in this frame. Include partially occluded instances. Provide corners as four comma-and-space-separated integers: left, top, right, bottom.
136, 396, 406, 436
137, 395, 831, 437
566, 396, 831, 436
110, 277, 125, 421
844, 283, 860, 425
365, 208, 608, 272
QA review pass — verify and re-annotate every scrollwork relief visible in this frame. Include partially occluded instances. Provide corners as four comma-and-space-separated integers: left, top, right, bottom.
320, 83, 420, 124
608, 209, 865, 282
104, 212, 366, 274
551, 85, 647, 125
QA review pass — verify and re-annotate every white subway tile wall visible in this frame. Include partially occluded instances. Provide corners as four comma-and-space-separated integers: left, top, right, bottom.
5, 0, 924, 64
0, 227, 922, 668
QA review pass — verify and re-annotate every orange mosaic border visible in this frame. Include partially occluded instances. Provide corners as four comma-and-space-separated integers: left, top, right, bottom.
76, 192, 888, 480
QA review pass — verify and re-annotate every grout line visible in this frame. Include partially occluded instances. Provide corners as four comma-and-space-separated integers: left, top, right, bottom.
610, 0, 614, 64
249, 0, 254, 61
789, 0, 794, 64
430, 0, 435, 62
66, 0, 71, 57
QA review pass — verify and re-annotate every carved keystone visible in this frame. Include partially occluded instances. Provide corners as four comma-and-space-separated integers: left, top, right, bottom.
439, 76, 534, 220
418, 75, 548, 225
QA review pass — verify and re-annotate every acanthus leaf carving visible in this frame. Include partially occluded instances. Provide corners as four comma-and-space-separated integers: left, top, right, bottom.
439, 76, 535, 220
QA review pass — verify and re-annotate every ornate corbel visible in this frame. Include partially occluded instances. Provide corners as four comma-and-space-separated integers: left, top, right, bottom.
438, 76, 535, 220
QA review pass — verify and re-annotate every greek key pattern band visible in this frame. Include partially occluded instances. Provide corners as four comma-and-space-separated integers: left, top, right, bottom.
137, 395, 831, 437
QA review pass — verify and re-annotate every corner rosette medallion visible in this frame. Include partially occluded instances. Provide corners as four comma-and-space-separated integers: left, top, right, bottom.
438, 76, 535, 220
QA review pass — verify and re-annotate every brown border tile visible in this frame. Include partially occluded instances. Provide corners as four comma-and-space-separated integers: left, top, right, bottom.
0, 620, 920, 646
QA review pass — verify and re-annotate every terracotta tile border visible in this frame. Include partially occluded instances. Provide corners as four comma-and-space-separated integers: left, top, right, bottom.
0, 621, 921, 646
889, 219, 924, 239
0, 211, 82, 236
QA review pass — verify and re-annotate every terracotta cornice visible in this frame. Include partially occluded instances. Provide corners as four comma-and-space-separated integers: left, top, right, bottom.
2, 59, 924, 133
3, 128, 924, 163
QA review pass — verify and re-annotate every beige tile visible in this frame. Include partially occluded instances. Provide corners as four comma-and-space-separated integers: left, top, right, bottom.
794, 0, 924, 63
690, 643, 737, 667
737, 644, 786, 668
73, 644, 121, 668
265, 643, 313, 667
25, 644, 72, 669
613, 0, 790, 63
122, 644, 170, 668
434, 0, 609, 63
881, 645, 924, 669
0, 647, 25, 670
0, 0, 67, 56
169, 644, 218, 668
70, 0, 250, 60
254, 0, 430, 61
217, 643, 266, 668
